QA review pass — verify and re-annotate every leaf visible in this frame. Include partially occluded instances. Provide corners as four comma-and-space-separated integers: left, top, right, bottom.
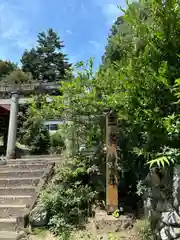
147, 156, 170, 168
175, 78, 180, 85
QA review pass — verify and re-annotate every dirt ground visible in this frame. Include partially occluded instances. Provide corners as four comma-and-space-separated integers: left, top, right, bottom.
71, 230, 137, 240
29, 229, 137, 240
28, 213, 146, 240
28, 229, 56, 240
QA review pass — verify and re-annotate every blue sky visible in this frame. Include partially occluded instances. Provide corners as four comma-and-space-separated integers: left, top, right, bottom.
0, 0, 126, 69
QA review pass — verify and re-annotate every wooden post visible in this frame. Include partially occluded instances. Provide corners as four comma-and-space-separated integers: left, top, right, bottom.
106, 112, 118, 214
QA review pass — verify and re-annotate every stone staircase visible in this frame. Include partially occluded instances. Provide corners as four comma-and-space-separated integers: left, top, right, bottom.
0, 155, 60, 240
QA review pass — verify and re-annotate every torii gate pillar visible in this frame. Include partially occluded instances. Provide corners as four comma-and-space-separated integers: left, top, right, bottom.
6, 92, 19, 159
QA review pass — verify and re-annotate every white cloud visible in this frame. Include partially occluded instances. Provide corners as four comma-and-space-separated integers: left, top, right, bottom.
103, 4, 120, 21
89, 40, 103, 51
80, 3, 88, 14
93, 0, 125, 25
66, 29, 73, 35
0, 2, 36, 50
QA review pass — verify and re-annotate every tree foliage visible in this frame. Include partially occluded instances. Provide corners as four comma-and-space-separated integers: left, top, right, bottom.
22, 0, 180, 237
102, 1, 150, 67
0, 60, 17, 80
0, 59, 33, 87
50, 131, 65, 154
19, 102, 51, 155
36, 0, 180, 170
21, 28, 71, 82
3, 69, 33, 86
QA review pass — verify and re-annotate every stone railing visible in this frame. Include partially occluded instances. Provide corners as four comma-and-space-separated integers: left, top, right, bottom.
0, 81, 60, 94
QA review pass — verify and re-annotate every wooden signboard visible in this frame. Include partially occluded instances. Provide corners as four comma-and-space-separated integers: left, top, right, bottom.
106, 112, 118, 214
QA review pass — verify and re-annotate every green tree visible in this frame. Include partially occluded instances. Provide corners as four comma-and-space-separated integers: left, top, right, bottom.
21, 28, 71, 82
28, 0, 180, 175
102, 15, 131, 66
0, 60, 17, 80
102, 1, 149, 67
25, 1, 180, 237
19, 98, 51, 155
3, 69, 33, 86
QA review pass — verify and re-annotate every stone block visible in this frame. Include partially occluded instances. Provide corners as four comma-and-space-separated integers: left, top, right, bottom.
160, 226, 180, 240
173, 165, 180, 208
94, 210, 134, 234
29, 206, 48, 227
0, 156, 7, 165
162, 211, 180, 226
160, 226, 169, 240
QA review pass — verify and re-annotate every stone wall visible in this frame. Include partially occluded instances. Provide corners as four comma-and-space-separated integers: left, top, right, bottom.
144, 165, 180, 240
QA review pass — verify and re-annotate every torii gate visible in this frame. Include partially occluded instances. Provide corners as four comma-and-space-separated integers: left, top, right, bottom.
0, 82, 60, 159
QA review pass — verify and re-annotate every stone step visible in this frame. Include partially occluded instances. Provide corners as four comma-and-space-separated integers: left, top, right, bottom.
7, 158, 58, 164
0, 195, 32, 205
0, 231, 24, 240
0, 218, 17, 231
0, 186, 36, 196
7, 159, 58, 165
0, 170, 44, 178
21, 154, 59, 158
0, 164, 47, 170
0, 177, 40, 187
0, 204, 26, 218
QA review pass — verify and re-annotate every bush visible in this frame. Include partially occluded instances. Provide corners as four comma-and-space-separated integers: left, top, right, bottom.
20, 115, 51, 155
30, 125, 51, 155
40, 157, 96, 238
134, 219, 153, 240
50, 131, 65, 154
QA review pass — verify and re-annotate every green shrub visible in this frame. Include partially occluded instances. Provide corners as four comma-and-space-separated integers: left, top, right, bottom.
20, 116, 51, 155
134, 219, 153, 240
40, 157, 96, 238
50, 131, 65, 154
30, 125, 51, 155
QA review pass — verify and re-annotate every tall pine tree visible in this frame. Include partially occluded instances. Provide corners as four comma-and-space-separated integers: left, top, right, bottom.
21, 28, 71, 82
